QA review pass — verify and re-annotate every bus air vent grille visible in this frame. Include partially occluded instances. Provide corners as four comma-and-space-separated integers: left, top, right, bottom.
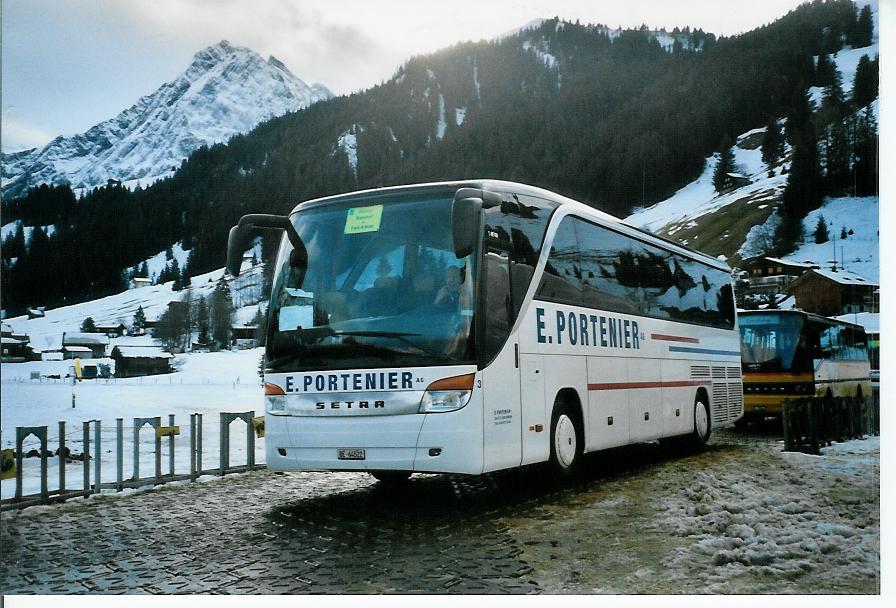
727, 381, 743, 419
712, 382, 729, 422
711, 366, 727, 380
690, 366, 711, 380
726, 366, 742, 380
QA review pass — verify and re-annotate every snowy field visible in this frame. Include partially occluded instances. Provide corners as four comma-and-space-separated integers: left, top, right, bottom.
1, 348, 266, 500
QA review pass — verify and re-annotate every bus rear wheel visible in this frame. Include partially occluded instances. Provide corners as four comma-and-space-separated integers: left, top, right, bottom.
549, 404, 583, 477
685, 397, 711, 452
370, 471, 411, 484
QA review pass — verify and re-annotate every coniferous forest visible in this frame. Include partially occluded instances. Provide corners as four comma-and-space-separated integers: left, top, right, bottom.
1, 0, 879, 315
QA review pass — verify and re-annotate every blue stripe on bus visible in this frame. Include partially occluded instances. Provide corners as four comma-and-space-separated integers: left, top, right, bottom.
668, 346, 741, 357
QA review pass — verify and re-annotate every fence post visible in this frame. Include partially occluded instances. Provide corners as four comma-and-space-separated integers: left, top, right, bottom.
807, 399, 819, 455
59, 420, 66, 495
220, 413, 229, 475
154, 416, 162, 481
133, 419, 140, 482
247, 410, 255, 468
190, 414, 197, 482
197, 413, 203, 474
117, 419, 123, 492
83, 421, 91, 498
782, 400, 792, 451
168, 414, 175, 477
94, 420, 101, 493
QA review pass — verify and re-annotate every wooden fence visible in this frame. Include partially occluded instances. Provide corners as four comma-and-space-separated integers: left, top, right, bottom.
782, 395, 878, 455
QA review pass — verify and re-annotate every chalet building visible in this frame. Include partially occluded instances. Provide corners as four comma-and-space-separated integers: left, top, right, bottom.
130, 277, 152, 290
61, 345, 93, 360
741, 256, 818, 295
110, 346, 174, 377
61, 332, 110, 358
27, 308, 45, 319
785, 269, 878, 317
94, 322, 127, 337
719, 173, 751, 193
231, 325, 260, 350
1, 337, 29, 363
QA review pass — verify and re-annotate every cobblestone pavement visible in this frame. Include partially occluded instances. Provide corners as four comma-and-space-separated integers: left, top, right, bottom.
0, 427, 879, 595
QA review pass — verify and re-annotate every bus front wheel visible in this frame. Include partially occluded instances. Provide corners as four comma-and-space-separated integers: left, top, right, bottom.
549, 404, 583, 477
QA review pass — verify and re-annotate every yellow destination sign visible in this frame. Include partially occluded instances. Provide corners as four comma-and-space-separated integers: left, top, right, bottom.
155, 426, 180, 438
344, 204, 383, 234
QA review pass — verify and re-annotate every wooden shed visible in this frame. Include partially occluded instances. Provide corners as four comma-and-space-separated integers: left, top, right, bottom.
110, 346, 174, 378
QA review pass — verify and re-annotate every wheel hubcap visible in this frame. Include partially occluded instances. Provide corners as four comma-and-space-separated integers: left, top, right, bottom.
555, 414, 577, 468
695, 402, 709, 439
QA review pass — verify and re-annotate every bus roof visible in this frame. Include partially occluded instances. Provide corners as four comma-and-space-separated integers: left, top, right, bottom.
290, 179, 731, 272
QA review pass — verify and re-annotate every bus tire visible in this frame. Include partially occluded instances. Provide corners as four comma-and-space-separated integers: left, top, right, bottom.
370, 471, 411, 484
686, 395, 711, 452
549, 403, 583, 478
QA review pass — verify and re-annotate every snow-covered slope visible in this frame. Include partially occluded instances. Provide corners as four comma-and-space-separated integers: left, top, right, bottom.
2, 262, 265, 353
1, 41, 333, 198
626, 1, 879, 273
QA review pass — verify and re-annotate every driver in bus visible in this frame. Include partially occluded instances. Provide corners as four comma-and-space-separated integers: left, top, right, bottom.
434, 265, 470, 309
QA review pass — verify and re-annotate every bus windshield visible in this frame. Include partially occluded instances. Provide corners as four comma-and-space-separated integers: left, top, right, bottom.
266, 193, 477, 372
739, 313, 807, 372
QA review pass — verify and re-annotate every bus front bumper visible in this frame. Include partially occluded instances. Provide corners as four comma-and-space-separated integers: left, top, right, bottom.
264, 406, 483, 475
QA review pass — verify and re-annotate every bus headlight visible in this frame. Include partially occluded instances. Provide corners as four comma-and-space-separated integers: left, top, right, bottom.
419, 373, 475, 413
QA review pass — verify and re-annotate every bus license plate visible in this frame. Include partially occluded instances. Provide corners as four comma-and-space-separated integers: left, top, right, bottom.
338, 448, 366, 460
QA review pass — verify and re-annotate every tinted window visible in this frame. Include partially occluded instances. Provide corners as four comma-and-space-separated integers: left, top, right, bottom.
536, 216, 582, 304
536, 215, 735, 329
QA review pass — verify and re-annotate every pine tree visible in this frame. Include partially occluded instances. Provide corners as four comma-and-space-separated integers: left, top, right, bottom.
814, 54, 836, 87
133, 305, 146, 332
813, 215, 830, 244
852, 54, 878, 108
855, 5, 873, 47
761, 118, 784, 167
853, 106, 878, 196
81, 316, 97, 333
840, 226, 848, 240
712, 137, 736, 192
210, 278, 234, 350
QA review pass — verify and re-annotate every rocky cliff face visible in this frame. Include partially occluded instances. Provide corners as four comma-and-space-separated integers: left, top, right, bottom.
1, 40, 333, 198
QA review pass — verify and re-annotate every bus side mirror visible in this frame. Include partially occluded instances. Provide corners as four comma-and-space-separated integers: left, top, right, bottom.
452, 197, 482, 259
226, 223, 254, 278
226, 213, 304, 278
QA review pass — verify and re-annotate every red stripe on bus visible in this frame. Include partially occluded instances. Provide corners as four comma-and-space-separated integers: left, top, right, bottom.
588, 380, 711, 391
650, 334, 700, 343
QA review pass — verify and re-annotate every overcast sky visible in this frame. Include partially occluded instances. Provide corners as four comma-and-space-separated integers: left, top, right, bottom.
0, 0, 827, 152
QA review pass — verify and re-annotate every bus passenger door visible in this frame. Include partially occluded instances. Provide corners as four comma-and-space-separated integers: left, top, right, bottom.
520, 353, 548, 464
480, 245, 523, 471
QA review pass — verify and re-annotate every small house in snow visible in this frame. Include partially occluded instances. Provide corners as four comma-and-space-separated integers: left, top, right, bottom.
741, 256, 818, 295
130, 277, 152, 290
94, 322, 127, 337
231, 325, 260, 349
110, 346, 174, 377
61, 332, 110, 358
61, 345, 93, 360
1, 337, 29, 363
785, 269, 878, 316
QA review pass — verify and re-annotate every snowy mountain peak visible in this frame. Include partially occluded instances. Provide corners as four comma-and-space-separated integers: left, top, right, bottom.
1, 42, 334, 199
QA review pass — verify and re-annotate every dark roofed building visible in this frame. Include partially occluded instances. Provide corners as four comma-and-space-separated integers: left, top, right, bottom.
62, 332, 110, 358
741, 256, 818, 296
110, 346, 174, 377
785, 269, 879, 316
94, 322, 127, 337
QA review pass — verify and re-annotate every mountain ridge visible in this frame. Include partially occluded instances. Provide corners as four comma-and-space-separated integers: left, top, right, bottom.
1, 40, 333, 198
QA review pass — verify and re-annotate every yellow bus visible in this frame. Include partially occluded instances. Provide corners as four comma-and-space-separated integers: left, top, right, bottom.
738, 310, 871, 423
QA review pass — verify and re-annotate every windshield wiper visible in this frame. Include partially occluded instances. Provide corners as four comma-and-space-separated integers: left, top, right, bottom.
334, 330, 449, 357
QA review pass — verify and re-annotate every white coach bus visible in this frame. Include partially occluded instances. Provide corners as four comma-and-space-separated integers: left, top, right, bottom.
227, 180, 743, 482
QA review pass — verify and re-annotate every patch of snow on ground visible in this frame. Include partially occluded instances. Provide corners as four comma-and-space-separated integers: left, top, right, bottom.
436, 94, 447, 140
455, 106, 467, 126
739, 209, 782, 258
656, 435, 878, 593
